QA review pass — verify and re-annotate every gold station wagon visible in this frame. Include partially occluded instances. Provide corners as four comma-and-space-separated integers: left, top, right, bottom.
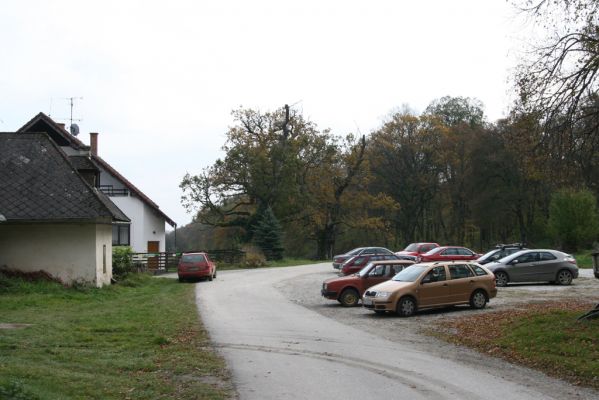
363, 261, 497, 317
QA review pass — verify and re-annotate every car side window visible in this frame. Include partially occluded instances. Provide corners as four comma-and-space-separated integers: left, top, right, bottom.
368, 264, 387, 277
540, 252, 557, 261
363, 249, 375, 255
421, 245, 433, 252
422, 266, 447, 283
471, 265, 488, 276
457, 248, 473, 256
515, 252, 538, 263
448, 264, 474, 279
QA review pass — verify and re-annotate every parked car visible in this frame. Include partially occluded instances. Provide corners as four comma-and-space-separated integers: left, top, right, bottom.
395, 242, 439, 261
363, 261, 497, 316
177, 252, 217, 282
477, 243, 527, 265
322, 259, 415, 306
485, 249, 578, 287
340, 253, 400, 275
332, 247, 395, 269
419, 246, 481, 262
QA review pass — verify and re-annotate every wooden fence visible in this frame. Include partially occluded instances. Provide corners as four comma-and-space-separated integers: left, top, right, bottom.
130, 249, 246, 273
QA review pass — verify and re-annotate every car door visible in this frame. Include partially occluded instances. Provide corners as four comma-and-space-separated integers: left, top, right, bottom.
363, 264, 390, 289
417, 266, 450, 307
537, 251, 561, 280
447, 264, 476, 303
509, 252, 539, 282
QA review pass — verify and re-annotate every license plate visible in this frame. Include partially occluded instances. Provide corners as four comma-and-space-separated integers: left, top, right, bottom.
363, 297, 373, 306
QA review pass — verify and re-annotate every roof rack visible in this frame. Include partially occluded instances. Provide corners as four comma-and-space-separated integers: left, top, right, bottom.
495, 243, 526, 250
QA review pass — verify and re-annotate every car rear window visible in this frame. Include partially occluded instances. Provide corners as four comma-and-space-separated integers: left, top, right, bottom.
540, 252, 557, 261
182, 254, 207, 263
471, 265, 488, 276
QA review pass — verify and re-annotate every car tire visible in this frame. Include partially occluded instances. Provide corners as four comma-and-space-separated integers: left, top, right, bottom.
495, 271, 509, 287
178, 276, 184, 283
208, 271, 213, 281
213, 270, 217, 279
469, 290, 487, 309
556, 269, 573, 285
396, 296, 416, 317
339, 288, 360, 307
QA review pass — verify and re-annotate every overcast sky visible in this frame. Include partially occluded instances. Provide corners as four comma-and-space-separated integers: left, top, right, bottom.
0, 0, 530, 228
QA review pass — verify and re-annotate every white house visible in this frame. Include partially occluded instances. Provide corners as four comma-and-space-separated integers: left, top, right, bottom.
18, 113, 176, 254
0, 133, 130, 287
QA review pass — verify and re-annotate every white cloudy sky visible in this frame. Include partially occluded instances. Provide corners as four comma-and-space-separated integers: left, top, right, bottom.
0, 0, 531, 227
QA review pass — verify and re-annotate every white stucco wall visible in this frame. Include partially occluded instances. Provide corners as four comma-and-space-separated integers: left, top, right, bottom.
143, 203, 166, 252
0, 223, 112, 287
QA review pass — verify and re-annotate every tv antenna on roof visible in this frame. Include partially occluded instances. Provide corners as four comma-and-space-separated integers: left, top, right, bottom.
57, 97, 83, 136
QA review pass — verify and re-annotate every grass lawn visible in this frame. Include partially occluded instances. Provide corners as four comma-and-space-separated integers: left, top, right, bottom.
574, 250, 596, 268
218, 258, 325, 271
0, 274, 232, 400
436, 301, 599, 389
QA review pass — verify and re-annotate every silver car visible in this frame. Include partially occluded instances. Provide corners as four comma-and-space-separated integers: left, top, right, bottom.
486, 249, 578, 287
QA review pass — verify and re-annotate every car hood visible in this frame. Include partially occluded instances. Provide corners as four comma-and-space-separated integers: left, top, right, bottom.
485, 262, 504, 271
324, 274, 359, 285
369, 280, 413, 292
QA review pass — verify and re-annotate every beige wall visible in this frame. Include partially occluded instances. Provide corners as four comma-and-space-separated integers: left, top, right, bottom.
0, 223, 112, 287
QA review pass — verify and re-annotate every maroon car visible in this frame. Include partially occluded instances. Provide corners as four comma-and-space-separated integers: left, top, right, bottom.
340, 253, 400, 275
177, 252, 217, 282
395, 242, 439, 261
322, 260, 415, 306
419, 246, 481, 262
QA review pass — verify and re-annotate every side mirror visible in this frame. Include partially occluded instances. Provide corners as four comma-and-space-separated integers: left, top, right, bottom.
510, 259, 519, 265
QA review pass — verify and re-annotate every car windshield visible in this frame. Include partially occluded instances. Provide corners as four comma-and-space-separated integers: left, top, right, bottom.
182, 254, 206, 263
404, 243, 419, 252
478, 250, 498, 261
392, 265, 427, 282
423, 247, 442, 256
347, 247, 364, 256
497, 252, 523, 264
358, 263, 374, 277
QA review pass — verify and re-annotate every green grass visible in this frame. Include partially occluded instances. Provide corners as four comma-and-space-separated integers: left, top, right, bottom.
0, 273, 231, 400
573, 249, 596, 268
437, 302, 599, 389
218, 258, 325, 271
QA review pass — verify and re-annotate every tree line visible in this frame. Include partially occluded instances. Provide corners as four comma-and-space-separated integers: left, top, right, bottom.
169, 1, 599, 258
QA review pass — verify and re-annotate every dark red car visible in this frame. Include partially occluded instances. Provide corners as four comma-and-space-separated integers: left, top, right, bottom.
419, 246, 481, 262
322, 260, 415, 306
177, 252, 217, 282
340, 253, 400, 275
395, 242, 439, 261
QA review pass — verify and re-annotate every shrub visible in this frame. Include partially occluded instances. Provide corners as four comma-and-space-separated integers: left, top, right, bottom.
548, 189, 599, 252
112, 246, 133, 277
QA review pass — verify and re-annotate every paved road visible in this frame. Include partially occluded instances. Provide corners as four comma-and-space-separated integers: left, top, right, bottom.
195, 263, 597, 400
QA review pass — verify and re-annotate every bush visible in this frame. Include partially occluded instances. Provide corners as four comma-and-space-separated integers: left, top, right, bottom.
548, 189, 599, 252
112, 246, 133, 277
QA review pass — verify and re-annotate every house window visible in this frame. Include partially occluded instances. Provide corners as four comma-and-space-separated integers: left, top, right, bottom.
112, 224, 130, 246
103, 245, 107, 274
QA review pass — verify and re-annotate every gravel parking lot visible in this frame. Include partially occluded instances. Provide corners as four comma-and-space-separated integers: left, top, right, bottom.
275, 266, 599, 352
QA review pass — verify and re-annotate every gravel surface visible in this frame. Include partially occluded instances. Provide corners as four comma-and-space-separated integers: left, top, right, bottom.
274, 264, 599, 397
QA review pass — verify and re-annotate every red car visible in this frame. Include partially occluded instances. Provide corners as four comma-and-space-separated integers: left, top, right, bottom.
395, 242, 439, 261
340, 253, 400, 275
419, 246, 481, 262
177, 252, 217, 282
322, 260, 415, 306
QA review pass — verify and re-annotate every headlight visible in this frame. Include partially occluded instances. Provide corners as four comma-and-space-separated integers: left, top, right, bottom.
375, 291, 392, 298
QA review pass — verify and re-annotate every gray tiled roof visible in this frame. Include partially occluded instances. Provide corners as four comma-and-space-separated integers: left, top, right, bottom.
0, 133, 129, 223
68, 155, 98, 171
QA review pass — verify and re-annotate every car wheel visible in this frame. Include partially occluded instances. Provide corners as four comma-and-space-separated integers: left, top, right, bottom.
495, 271, 509, 287
213, 269, 217, 279
339, 288, 360, 307
178, 276, 184, 283
396, 297, 416, 317
208, 271, 213, 282
556, 269, 573, 285
470, 290, 487, 309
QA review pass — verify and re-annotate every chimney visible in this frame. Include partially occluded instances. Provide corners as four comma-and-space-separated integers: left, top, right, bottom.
57, 123, 66, 130
90, 132, 98, 156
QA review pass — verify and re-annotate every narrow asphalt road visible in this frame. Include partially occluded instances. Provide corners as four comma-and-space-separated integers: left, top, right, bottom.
195, 263, 597, 400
